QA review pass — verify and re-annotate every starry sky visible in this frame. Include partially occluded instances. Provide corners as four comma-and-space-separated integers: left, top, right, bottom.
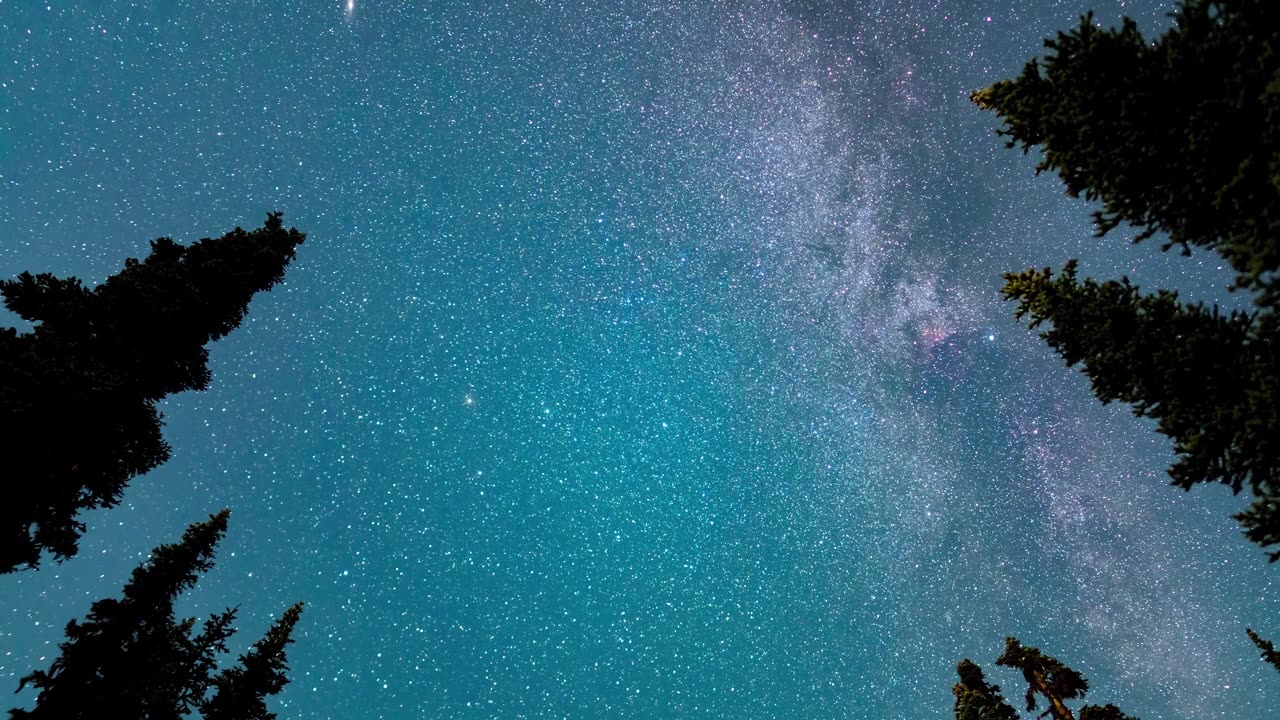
1, 1, 1277, 718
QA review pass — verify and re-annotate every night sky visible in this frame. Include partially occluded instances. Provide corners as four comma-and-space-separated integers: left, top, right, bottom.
1, 1, 1277, 718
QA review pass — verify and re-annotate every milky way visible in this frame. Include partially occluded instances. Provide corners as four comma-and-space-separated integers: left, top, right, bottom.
1, 1, 1276, 718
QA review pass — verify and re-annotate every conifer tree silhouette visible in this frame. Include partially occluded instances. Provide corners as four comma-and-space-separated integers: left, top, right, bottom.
953, 659, 1018, 720
954, 639, 1138, 720
974, 0, 1280, 556
9, 510, 302, 720
0, 214, 304, 572
1246, 628, 1280, 674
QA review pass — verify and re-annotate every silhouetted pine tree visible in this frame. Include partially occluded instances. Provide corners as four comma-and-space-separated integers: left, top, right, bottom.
974, 1, 1280, 557
972, 1, 1280, 299
1246, 628, 1280, 674
9, 510, 302, 720
953, 659, 1018, 720
0, 214, 304, 572
955, 639, 1138, 720
200, 603, 303, 720
1001, 262, 1280, 553
996, 638, 1090, 720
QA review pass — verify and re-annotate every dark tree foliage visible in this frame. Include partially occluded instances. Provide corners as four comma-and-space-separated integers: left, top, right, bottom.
1246, 628, 1280, 674
974, 1, 1280, 557
1002, 262, 1280, 554
972, 1, 1280, 300
0, 214, 304, 572
953, 659, 1018, 720
199, 603, 303, 720
1077, 706, 1140, 720
955, 639, 1138, 720
9, 511, 303, 720
997, 638, 1090, 720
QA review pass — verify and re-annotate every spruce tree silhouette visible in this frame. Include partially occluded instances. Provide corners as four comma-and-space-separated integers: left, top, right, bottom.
0, 214, 304, 572
952, 659, 1018, 720
1001, 261, 1280, 552
974, 1, 1280, 556
954, 639, 1138, 720
1246, 628, 1280, 674
199, 603, 303, 720
9, 510, 303, 720
972, 2, 1280, 298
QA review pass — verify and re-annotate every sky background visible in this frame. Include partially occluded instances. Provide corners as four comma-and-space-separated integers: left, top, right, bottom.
1, 1, 1277, 718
